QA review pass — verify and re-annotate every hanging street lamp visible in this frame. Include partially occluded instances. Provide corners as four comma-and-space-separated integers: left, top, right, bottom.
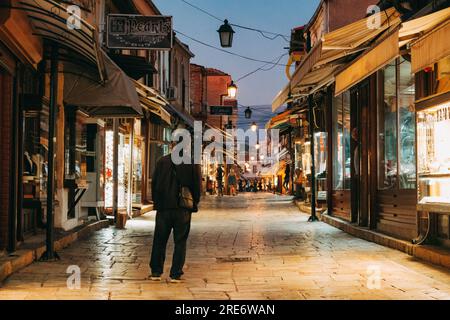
251, 121, 257, 132
227, 80, 238, 98
218, 19, 235, 48
244, 107, 252, 119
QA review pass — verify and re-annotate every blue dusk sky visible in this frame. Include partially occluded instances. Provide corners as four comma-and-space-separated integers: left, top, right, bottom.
153, 0, 320, 108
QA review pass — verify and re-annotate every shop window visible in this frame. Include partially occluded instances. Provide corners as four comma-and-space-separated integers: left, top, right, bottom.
332, 91, 351, 190
378, 57, 416, 190
399, 59, 416, 189
20, 65, 47, 234
64, 109, 88, 183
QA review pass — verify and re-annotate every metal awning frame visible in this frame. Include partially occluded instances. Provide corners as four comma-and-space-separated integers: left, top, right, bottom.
5, 0, 105, 81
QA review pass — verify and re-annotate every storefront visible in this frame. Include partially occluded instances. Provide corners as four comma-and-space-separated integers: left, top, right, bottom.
330, 90, 352, 220
414, 52, 450, 247
0, 0, 43, 252
104, 119, 143, 217
0, 47, 15, 251
374, 57, 417, 239
134, 81, 173, 206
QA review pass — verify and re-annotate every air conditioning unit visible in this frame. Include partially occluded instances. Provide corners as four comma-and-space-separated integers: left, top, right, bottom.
166, 86, 178, 100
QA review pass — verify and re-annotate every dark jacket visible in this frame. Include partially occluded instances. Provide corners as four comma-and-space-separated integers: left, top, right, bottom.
151, 154, 202, 212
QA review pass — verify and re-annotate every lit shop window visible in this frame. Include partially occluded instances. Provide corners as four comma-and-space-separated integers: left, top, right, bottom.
377, 58, 416, 190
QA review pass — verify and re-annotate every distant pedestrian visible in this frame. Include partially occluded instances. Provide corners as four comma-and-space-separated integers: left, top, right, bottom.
149, 152, 202, 283
216, 165, 224, 197
228, 169, 237, 196
252, 179, 258, 192
283, 164, 291, 193
238, 179, 244, 192
294, 168, 306, 200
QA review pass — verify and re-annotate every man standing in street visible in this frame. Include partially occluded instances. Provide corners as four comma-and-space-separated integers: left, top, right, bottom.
149, 150, 202, 283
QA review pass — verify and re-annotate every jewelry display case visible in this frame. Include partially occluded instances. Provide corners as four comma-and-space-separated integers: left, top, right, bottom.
417, 100, 450, 212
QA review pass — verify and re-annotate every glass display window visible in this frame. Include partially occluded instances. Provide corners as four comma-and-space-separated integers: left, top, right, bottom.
104, 130, 114, 209
23, 104, 49, 202
132, 135, 143, 204
332, 91, 351, 190
377, 57, 416, 191
417, 101, 450, 206
104, 128, 129, 210
314, 132, 327, 176
64, 109, 88, 183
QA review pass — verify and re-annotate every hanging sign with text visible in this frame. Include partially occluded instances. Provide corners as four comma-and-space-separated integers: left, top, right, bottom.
107, 15, 173, 50
210, 106, 233, 116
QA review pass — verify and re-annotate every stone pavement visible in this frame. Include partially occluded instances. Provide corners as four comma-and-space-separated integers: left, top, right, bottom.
1, 193, 450, 300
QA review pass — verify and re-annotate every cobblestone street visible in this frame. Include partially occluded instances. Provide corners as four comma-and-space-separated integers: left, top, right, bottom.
1, 193, 450, 300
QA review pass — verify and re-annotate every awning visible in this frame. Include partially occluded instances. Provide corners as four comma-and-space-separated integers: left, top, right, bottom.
272, 63, 343, 112
399, 6, 450, 47
163, 104, 196, 129
272, 8, 401, 112
335, 29, 400, 96
109, 53, 157, 80
411, 20, 450, 73
266, 109, 294, 129
63, 50, 142, 118
134, 81, 172, 125
17, 0, 104, 79
334, 6, 450, 96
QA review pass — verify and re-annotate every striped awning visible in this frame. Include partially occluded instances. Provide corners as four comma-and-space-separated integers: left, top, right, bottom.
272, 8, 401, 112
334, 6, 450, 95
163, 103, 196, 129
134, 81, 172, 125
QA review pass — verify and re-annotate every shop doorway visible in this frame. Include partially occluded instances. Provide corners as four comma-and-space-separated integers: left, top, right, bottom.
350, 83, 370, 226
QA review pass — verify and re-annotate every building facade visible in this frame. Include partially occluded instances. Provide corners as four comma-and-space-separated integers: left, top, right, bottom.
270, 0, 450, 250
0, 0, 194, 253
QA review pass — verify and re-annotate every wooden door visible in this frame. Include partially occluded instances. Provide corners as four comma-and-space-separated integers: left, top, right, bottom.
350, 83, 370, 226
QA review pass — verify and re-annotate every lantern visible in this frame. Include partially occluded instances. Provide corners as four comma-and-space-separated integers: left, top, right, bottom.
244, 107, 252, 119
218, 19, 235, 48
227, 81, 237, 98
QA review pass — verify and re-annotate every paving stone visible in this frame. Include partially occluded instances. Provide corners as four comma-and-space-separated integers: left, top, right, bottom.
1, 193, 450, 300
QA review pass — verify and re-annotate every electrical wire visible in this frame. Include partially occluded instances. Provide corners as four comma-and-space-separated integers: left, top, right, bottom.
235, 53, 288, 82
180, 0, 223, 22
180, 0, 291, 42
174, 29, 289, 67
237, 103, 275, 115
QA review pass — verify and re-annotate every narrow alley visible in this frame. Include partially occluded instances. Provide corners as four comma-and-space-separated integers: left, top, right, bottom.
1, 193, 449, 300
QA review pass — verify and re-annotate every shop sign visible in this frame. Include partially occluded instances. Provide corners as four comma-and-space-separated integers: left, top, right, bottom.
317, 191, 327, 201
210, 106, 233, 116
107, 15, 173, 50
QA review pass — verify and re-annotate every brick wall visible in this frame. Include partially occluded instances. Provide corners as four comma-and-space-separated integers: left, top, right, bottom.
328, 0, 374, 31
190, 64, 205, 117
0, 71, 12, 250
